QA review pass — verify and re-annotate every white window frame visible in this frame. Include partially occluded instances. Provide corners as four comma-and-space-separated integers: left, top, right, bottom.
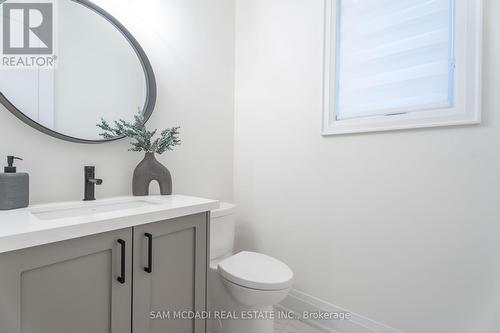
322, 0, 483, 136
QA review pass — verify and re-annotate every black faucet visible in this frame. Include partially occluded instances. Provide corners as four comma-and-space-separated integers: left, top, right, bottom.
84, 166, 103, 201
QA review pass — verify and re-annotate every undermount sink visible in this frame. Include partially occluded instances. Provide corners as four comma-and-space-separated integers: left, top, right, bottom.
30, 199, 161, 221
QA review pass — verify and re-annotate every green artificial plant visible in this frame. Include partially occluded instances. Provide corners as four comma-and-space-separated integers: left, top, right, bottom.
97, 111, 181, 154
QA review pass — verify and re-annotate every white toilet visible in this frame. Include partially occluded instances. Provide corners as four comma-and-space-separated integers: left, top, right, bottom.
208, 203, 294, 333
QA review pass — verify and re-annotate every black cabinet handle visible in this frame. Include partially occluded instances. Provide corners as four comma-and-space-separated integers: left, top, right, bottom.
144, 233, 153, 274
117, 239, 126, 284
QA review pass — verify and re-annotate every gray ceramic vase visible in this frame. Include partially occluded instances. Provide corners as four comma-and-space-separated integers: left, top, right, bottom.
133, 152, 172, 196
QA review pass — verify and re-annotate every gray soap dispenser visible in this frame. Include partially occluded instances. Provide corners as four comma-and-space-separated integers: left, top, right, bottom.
0, 156, 29, 210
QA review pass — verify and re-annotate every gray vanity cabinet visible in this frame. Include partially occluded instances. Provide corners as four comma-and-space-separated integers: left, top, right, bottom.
0, 228, 133, 333
0, 213, 209, 333
133, 213, 209, 333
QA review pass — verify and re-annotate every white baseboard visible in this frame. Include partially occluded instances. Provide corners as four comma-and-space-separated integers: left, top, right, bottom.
279, 289, 404, 333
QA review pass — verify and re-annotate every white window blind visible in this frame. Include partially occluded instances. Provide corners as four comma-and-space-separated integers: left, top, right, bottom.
335, 0, 455, 120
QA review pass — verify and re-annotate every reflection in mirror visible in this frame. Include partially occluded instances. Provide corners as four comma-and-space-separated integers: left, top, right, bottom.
0, 0, 155, 142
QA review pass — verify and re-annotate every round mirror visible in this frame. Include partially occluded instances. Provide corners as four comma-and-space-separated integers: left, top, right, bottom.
0, 0, 156, 143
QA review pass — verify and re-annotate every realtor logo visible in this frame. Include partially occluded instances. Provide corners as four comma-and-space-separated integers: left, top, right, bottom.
0, 0, 57, 68
3, 2, 53, 54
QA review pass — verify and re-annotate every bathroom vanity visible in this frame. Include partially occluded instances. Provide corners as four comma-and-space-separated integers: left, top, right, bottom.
0, 195, 218, 333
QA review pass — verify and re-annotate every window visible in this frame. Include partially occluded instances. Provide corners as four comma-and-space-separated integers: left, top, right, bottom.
322, 0, 482, 135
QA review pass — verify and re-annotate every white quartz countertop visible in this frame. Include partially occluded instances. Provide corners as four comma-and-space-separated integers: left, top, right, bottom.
0, 195, 219, 254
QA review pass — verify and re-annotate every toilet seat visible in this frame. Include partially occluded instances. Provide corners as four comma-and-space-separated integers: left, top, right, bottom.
217, 251, 293, 291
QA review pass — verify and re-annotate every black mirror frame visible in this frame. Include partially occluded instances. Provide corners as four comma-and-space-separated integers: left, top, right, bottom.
0, 0, 157, 144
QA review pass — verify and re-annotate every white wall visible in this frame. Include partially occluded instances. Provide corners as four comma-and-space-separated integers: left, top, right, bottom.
0, 0, 235, 204
234, 1, 500, 332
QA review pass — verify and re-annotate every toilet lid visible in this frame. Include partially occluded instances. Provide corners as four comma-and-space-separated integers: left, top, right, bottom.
217, 251, 293, 291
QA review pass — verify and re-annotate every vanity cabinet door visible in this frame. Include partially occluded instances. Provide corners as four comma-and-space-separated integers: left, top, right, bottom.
133, 213, 209, 333
0, 228, 133, 333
